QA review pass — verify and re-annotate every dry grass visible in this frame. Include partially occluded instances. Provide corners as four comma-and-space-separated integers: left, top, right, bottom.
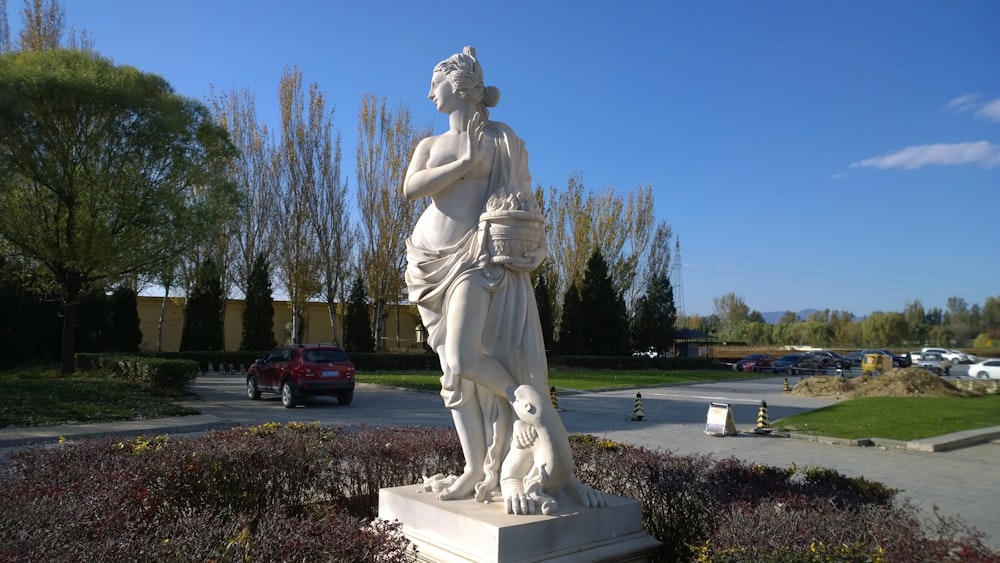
789, 368, 993, 399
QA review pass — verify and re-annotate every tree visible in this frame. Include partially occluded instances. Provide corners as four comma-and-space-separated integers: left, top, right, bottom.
534, 271, 556, 351
630, 269, 676, 355
17, 0, 61, 51
308, 94, 351, 346
556, 281, 585, 355
0, 50, 235, 373
355, 94, 426, 350
903, 300, 928, 344
578, 249, 630, 356
240, 252, 276, 351
545, 175, 667, 324
108, 285, 141, 353
180, 259, 225, 351
273, 66, 324, 343
713, 293, 750, 342
0, 0, 11, 52
861, 311, 908, 347
343, 274, 374, 353
208, 85, 277, 299
982, 295, 1000, 339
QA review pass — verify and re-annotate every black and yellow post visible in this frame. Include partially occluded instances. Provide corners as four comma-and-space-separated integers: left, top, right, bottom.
753, 400, 771, 434
783, 378, 791, 392
631, 392, 645, 421
550, 386, 559, 410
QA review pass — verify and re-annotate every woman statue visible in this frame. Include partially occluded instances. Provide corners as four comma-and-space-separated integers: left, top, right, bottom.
405, 47, 604, 513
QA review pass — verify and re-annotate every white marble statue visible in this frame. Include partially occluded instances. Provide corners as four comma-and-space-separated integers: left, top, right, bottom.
404, 46, 605, 514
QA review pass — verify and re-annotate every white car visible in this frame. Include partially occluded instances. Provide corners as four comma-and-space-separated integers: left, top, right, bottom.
920, 347, 969, 364
968, 358, 1000, 380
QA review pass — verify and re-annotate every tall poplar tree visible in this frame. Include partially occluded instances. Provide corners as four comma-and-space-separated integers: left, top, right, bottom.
273, 66, 325, 342
355, 94, 427, 350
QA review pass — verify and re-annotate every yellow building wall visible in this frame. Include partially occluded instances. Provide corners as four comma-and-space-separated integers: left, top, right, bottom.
136, 296, 421, 353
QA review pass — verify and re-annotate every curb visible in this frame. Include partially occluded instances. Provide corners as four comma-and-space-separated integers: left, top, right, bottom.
787, 425, 1000, 452
0, 415, 236, 449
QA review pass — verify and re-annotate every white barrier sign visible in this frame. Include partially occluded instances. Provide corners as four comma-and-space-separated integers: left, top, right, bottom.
705, 402, 737, 436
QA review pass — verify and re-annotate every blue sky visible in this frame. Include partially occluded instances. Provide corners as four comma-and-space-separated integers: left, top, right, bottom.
11, 1, 998, 317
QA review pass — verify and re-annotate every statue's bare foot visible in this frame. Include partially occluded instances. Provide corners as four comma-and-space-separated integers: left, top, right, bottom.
438, 469, 483, 500
566, 479, 607, 509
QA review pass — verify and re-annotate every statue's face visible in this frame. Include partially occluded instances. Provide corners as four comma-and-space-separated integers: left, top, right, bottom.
428, 70, 459, 113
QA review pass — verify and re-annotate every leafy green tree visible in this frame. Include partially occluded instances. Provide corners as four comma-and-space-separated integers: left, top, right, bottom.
557, 281, 585, 355
578, 249, 630, 356
972, 333, 994, 349
343, 274, 374, 353
982, 296, 1000, 338
240, 253, 276, 352
630, 270, 676, 355
946, 296, 974, 345
861, 311, 908, 347
534, 272, 556, 351
180, 259, 225, 351
108, 286, 141, 353
713, 293, 750, 342
0, 50, 235, 373
903, 300, 928, 344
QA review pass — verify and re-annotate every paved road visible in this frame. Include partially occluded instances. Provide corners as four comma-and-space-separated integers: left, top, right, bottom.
2, 374, 998, 549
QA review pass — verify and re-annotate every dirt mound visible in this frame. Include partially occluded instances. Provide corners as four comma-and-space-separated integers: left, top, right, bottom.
789, 368, 977, 399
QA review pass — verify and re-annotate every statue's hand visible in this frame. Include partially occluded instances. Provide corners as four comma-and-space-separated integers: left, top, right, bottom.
504, 491, 536, 515
460, 111, 485, 167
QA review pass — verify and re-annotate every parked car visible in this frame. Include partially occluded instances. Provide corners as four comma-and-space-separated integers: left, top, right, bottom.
808, 350, 853, 370
861, 349, 910, 368
247, 344, 356, 408
920, 347, 969, 364
842, 351, 865, 367
968, 358, 1000, 380
908, 350, 922, 364
772, 353, 824, 375
733, 354, 775, 372
917, 352, 947, 375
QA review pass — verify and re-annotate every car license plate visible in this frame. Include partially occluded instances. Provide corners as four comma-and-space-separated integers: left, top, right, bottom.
322, 370, 339, 378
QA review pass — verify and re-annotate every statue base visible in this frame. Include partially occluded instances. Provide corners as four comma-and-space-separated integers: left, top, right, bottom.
378, 485, 661, 563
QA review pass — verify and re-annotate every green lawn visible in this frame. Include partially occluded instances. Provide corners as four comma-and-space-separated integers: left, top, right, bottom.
775, 395, 1000, 441
358, 369, 749, 392
0, 368, 198, 427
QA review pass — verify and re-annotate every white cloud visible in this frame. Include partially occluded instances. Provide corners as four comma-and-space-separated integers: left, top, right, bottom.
945, 93, 1000, 123
945, 93, 981, 112
975, 98, 1000, 123
850, 141, 1000, 170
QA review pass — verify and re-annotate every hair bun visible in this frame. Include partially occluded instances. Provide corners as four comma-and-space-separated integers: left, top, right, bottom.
482, 85, 500, 108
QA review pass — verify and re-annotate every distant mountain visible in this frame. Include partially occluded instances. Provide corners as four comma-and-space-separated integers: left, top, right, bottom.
760, 309, 817, 324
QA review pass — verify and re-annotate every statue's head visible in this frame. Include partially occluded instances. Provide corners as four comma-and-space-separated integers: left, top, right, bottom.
435, 46, 500, 116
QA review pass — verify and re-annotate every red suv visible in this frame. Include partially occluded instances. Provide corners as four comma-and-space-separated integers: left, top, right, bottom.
247, 344, 355, 408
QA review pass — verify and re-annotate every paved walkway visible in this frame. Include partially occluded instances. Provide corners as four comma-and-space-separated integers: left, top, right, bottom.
2, 375, 998, 548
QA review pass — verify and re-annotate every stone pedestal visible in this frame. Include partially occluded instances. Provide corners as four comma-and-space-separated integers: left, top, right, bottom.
378, 485, 660, 563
